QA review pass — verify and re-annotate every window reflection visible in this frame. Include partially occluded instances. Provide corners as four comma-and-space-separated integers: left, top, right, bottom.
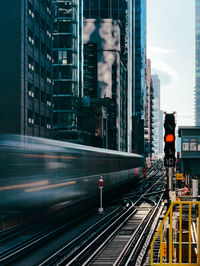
182, 142, 189, 151
190, 139, 197, 151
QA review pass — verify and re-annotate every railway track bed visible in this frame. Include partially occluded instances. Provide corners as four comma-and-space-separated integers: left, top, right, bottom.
39, 168, 166, 266
0, 163, 166, 266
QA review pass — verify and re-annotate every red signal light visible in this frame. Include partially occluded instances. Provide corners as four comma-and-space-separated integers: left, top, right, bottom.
143, 168, 146, 177
165, 134, 175, 143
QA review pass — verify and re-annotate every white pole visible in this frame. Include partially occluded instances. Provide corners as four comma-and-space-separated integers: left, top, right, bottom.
99, 187, 103, 213
98, 177, 104, 214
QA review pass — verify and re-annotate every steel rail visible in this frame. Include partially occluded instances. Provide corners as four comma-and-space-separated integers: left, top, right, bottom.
0, 206, 104, 265
63, 173, 166, 266
124, 192, 164, 266
38, 206, 125, 266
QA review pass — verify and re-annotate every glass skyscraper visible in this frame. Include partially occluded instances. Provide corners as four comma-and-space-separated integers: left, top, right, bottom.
132, 0, 146, 155
0, 0, 53, 137
195, 0, 200, 125
83, 0, 132, 151
52, 0, 83, 141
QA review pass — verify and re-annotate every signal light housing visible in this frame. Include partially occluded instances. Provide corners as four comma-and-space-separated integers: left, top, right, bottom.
164, 113, 176, 167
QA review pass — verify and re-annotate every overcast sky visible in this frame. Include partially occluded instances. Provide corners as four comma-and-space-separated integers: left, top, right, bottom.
147, 0, 195, 126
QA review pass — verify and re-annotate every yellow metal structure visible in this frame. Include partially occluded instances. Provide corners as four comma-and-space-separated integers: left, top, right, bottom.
151, 201, 200, 266
176, 173, 184, 180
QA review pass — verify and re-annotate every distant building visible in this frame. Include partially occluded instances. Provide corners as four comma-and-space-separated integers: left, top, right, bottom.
0, 0, 53, 138
178, 126, 200, 176
151, 74, 163, 159
159, 110, 164, 157
52, 0, 84, 143
145, 59, 154, 161
195, 0, 200, 125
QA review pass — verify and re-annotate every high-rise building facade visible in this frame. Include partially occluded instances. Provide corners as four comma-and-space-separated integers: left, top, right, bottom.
0, 0, 53, 137
151, 74, 161, 159
159, 110, 164, 157
132, 0, 147, 155
82, 0, 147, 153
195, 0, 200, 125
83, 0, 131, 151
52, 0, 83, 142
145, 59, 154, 161
83, 18, 121, 150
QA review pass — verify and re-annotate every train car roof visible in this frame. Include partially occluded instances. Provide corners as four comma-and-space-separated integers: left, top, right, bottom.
0, 134, 143, 159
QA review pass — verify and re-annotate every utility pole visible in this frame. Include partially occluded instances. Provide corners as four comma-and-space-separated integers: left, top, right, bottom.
164, 112, 176, 263
164, 112, 176, 206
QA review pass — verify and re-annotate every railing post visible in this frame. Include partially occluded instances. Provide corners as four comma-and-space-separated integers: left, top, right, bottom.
198, 205, 200, 264
179, 203, 182, 264
189, 203, 192, 264
169, 205, 173, 264
160, 227, 163, 265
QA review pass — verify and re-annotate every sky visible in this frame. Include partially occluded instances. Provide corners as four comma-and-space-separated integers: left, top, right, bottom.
147, 0, 195, 126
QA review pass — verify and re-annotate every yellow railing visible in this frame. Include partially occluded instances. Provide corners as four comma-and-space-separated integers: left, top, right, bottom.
151, 201, 200, 266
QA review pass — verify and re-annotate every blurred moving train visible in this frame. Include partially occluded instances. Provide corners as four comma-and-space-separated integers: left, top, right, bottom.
0, 135, 143, 211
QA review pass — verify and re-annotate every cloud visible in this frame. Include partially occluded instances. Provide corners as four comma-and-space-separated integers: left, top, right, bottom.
151, 62, 178, 86
148, 46, 174, 55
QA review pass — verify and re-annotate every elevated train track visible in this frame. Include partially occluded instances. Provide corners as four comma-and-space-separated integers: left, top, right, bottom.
39, 167, 166, 266
0, 135, 166, 265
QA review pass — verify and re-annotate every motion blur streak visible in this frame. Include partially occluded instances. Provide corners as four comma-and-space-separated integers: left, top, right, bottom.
0, 180, 49, 191
0, 135, 143, 210
24, 154, 76, 160
24, 181, 76, 193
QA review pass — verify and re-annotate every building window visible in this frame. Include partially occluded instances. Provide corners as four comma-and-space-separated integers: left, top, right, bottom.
28, 82, 34, 97
35, 113, 39, 125
58, 50, 67, 64
35, 87, 39, 100
182, 138, 189, 151
28, 56, 34, 71
35, 10, 40, 24
47, 28, 51, 38
46, 93, 51, 106
28, 29, 34, 45
47, 7, 51, 15
35, 35, 39, 49
28, 90, 34, 97
41, 91, 45, 103
54, 112, 72, 124
41, 115, 45, 127
190, 139, 197, 151
41, 18, 46, 31
41, 42, 46, 55
28, 2, 34, 18
47, 123, 51, 129
35, 61, 39, 74
28, 109, 34, 124
47, 77, 51, 84
46, 117, 51, 129
41, 66, 45, 79
47, 48, 52, 61
47, 71, 51, 84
